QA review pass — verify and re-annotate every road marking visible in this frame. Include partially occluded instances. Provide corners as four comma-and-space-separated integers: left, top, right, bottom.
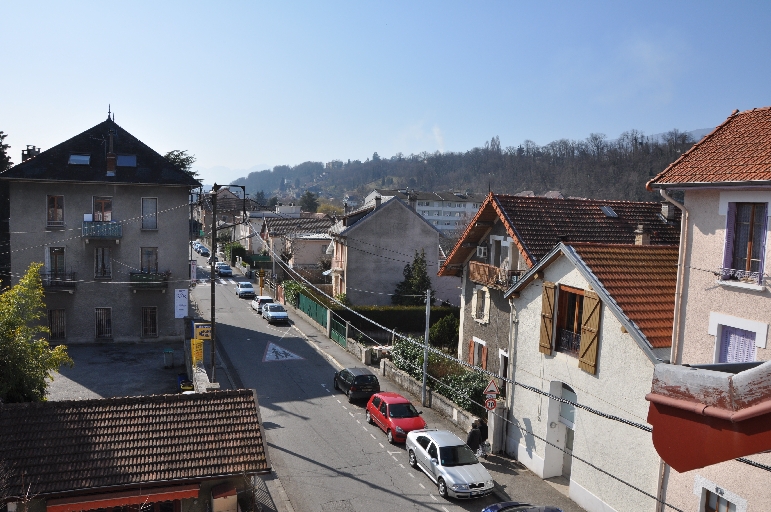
418, 483, 425, 489
379, 443, 384, 448
370, 434, 377, 439
408, 473, 414, 478
362, 426, 368, 431
336, 400, 341, 403
399, 464, 404, 468
349, 412, 354, 417
392, 455, 398, 461
342, 405, 347, 409
387, 450, 400, 456
430, 494, 438, 502
442, 507, 450, 512
356, 420, 360, 424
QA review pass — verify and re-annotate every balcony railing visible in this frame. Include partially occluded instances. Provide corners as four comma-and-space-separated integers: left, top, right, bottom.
718, 267, 764, 286
41, 271, 77, 288
556, 328, 581, 357
82, 221, 122, 239
468, 261, 524, 290
129, 272, 169, 289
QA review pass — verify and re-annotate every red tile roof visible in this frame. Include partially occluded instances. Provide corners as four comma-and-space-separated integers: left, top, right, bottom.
0, 390, 269, 498
439, 193, 680, 276
647, 106, 771, 188
571, 244, 678, 348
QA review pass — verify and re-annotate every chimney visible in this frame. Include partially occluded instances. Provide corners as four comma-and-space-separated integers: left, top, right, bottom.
106, 129, 116, 176
661, 202, 676, 221
343, 202, 349, 215
21, 145, 40, 162
374, 195, 381, 209
634, 224, 650, 245
408, 192, 417, 210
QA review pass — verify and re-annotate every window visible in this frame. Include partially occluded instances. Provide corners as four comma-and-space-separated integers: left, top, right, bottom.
141, 247, 158, 273
117, 155, 137, 167
472, 287, 489, 322
141, 198, 158, 230
722, 202, 767, 283
95, 247, 111, 278
467, 337, 487, 369
704, 490, 736, 512
49, 310, 66, 340
93, 196, 112, 221
47, 195, 64, 227
719, 326, 756, 363
556, 286, 584, 357
559, 384, 577, 429
427, 442, 438, 459
48, 247, 65, 275
68, 154, 90, 165
142, 307, 158, 337
95, 308, 112, 339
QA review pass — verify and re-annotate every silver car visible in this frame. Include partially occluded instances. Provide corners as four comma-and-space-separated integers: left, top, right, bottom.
406, 429, 494, 499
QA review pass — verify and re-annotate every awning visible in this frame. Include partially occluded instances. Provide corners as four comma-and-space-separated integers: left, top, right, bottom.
47, 484, 199, 512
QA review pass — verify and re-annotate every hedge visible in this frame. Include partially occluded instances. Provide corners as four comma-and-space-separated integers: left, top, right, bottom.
331, 305, 459, 333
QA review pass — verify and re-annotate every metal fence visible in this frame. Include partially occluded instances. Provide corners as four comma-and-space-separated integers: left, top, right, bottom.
330, 316, 347, 348
298, 292, 328, 329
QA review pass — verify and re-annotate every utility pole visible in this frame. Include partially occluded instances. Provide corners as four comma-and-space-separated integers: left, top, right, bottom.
210, 185, 219, 382
422, 289, 431, 406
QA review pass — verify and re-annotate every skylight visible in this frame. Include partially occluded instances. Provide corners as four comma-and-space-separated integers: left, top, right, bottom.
117, 155, 137, 167
68, 154, 90, 165
599, 205, 618, 218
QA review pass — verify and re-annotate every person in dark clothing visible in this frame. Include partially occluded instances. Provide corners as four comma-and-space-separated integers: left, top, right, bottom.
466, 421, 481, 452
478, 418, 489, 458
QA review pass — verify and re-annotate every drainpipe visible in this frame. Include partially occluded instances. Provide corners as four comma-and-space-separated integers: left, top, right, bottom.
659, 188, 688, 365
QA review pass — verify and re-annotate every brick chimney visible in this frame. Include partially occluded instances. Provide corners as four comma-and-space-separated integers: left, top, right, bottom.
661, 202, 676, 221
106, 129, 116, 177
374, 195, 381, 209
634, 224, 650, 245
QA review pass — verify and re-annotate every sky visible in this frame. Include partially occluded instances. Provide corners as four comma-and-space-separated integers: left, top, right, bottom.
2, 1, 770, 185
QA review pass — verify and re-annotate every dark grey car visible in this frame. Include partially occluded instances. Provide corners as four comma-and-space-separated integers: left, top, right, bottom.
333, 367, 380, 403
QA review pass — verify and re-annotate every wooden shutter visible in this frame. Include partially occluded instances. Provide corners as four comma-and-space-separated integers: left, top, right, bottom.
578, 290, 601, 374
539, 282, 556, 355
722, 202, 737, 276
467, 339, 474, 365
481, 345, 488, 370
757, 203, 768, 284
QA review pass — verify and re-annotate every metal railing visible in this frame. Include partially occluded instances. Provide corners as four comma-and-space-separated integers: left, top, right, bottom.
556, 328, 581, 357
129, 272, 169, 289
82, 221, 123, 239
298, 292, 328, 328
467, 261, 524, 289
40, 271, 77, 288
718, 267, 763, 285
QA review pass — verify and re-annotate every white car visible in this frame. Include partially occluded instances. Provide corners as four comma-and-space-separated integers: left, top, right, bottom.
235, 282, 255, 298
251, 296, 274, 313
406, 429, 494, 499
262, 303, 289, 324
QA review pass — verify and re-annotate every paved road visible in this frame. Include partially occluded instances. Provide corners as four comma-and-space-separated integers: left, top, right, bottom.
190, 260, 503, 512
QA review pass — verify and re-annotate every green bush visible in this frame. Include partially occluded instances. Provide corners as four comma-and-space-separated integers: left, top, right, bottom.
282, 280, 305, 306
332, 305, 459, 333
429, 314, 459, 352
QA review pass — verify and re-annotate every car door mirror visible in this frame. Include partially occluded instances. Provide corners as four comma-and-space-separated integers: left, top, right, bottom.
430, 458, 438, 465
418, 411, 423, 415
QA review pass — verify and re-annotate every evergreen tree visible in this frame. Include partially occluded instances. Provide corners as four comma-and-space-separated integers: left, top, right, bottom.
392, 250, 435, 305
0, 131, 12, 172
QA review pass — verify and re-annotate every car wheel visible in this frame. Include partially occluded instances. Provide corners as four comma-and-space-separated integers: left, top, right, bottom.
437, 478, 448, 499
387, 430, 394, 444
333, 377, 339, 390
366, 410, 373, 424
408, 450, 417, 468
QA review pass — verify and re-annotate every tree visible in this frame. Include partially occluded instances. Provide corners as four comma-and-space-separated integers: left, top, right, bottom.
299, 190, 319, 213
318, 200, 343, 216
267, 196, 279, 208
392, 249, 435, 305
252, 190, 266, 205
429, 314, 459, 352
0, 263, 73, 403
0, 131, 12, 172
164, 150, 199, 179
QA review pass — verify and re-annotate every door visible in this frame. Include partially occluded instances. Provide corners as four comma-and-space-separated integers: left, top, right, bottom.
562, 428, 574, 478
376, 401, 388, 431
50, 247, 65, 277
427, 442, 440, 480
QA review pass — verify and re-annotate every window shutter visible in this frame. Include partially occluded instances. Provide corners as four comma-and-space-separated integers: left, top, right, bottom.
44, 248, 50, 272
578, 290, 601, 374
142, 198, 158, 229
539, 282, 556, 355
722, 202, 737, 277
481, 345, 488, 370
468, 339, 474, 365
757, 203, 768, 284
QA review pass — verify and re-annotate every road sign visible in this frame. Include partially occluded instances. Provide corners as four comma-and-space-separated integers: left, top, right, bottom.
191, 338, 204, 365
483, 379, 500, 396
194, 323, 211, 340
484, 398, 497, 411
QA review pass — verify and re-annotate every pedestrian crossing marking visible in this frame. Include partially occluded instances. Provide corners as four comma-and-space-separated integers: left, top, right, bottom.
262, 342, 304, 362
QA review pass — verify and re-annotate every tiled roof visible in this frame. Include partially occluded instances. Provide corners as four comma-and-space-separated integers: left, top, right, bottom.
0, 117, 200, 187
647, 106, 771, 187
264, 216, 333, 237
439, 193, 680, 276
0, 390, 269, 497
571, 244, 678, 348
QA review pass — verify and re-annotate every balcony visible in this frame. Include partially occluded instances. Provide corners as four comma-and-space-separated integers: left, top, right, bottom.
556, 329, 581, 358
82, 221, 122, 241
467, 261, 524, 290
41, 271, 77, 289
129, 272, 169, 290
718, 267, 764, 286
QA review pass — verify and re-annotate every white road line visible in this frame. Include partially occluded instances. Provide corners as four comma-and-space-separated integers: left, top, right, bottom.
399, 464, 404, 468
370, 434, 377, 439
430, 494, 438, 502
387, 450, 400, 456
379, 443, 384, 448
418, 483, 425, 489
362, 426, 368, 431
336, 400, 341, 403
408, 473, 414, 478
321, 384, 327, 388
356, 420, 360, 424
442, 507, 450, 512
341, 405, 346, 409
349, 412, 354, 417
392, 455, 398, 461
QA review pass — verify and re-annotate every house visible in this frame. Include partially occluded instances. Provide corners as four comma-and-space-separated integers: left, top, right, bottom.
646, 106, 771, 512
437, 193, 681, 377
0, 116, 199, 343
502, 243, 678, 512
193, 187, 253, 242
0, 390, 270, 512
259, 215, 333, 277
364, 189, 485, 233
329, 196, 457, 305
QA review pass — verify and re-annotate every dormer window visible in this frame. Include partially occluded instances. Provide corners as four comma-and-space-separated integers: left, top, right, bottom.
117, 155, 137, 167
68, 154, 90, 165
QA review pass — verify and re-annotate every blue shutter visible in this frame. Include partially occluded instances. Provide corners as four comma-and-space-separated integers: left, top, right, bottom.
722, 202, 737, 279
757, 203, 768, 285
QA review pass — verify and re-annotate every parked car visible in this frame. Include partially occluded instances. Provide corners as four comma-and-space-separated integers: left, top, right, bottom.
213, 261, 226, 272
262, 303, 289, 324
406, 429, 494, 499
481, 503, 564, 512
251, 296, 274, 313
236, 282, 255, 298
366, 392, 426, 444
333, 367, 380, 403
199, 247, 210, 257
217, 264, 233, 277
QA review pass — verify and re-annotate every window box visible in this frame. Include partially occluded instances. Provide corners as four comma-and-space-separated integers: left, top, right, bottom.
129, 271, 169, 290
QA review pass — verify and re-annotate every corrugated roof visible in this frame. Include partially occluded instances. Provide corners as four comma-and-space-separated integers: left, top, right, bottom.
647, 106, 771, 188
264, 216, 333, 237
0, 390, 269, 497
571, 243, 678, 348
1, 117, 200, 187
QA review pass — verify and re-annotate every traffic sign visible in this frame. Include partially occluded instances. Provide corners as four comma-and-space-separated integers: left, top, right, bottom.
483, 379, 500, 396
484, 398, 497, 411
194, 323, 211, 340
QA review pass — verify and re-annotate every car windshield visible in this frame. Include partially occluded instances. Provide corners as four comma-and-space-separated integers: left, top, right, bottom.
220, 265, 231, 270
268, 305, 286, 312
389, 403, 419, 418
354, 375, 378, 385
241, 284, 253, 289
438, 444, 478, 467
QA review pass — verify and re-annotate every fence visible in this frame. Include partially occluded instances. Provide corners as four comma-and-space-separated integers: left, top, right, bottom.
298, 292, 327, 329
330, 316, 347, 348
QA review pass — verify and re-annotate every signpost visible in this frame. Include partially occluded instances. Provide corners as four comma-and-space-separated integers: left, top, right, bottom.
483, 378, 500, 411
194, 323, 211, 340
174, 289, 188, 319
191, 338, 204, 366
485, 397, 497, 411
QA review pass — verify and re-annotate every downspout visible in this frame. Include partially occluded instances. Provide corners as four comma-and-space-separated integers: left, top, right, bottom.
659, 188, 688, 365
506, 298, 518, 456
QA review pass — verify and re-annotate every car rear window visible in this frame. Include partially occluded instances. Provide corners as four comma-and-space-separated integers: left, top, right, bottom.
389, 403, 419, 418
354, 375, 378, 385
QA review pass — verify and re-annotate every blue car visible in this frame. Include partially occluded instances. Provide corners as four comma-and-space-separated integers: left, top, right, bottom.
481, 503, 564, 512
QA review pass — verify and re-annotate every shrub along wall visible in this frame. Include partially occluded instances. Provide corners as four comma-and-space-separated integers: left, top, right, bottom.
332, 305, 459, 333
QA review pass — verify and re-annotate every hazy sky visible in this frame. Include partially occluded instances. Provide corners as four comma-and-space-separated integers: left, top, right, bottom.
2, 1, 770, 185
